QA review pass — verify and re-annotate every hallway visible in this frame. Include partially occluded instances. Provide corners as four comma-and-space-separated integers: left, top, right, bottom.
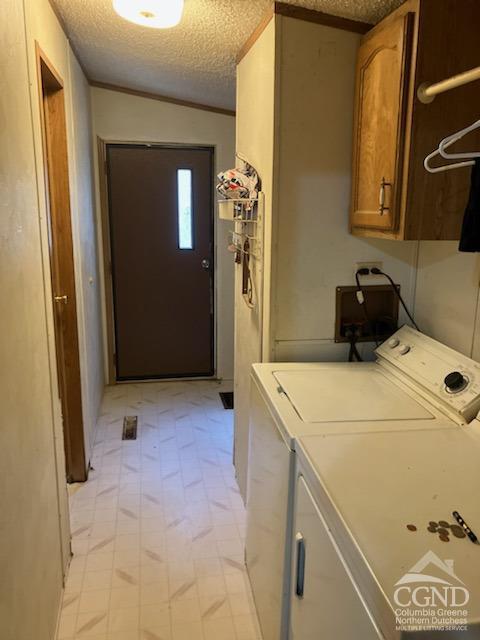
57, 381, 261, 640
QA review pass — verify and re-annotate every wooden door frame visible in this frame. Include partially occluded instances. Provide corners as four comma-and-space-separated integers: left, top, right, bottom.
97, 139, 216, 383
36, 43, 87, 482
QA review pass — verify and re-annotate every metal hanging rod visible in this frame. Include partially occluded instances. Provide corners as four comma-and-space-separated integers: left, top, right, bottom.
418, 66, 480, 104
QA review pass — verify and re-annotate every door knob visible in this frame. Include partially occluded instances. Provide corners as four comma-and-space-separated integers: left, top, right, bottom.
54, 295, 68, 304
201, 259, 210, 270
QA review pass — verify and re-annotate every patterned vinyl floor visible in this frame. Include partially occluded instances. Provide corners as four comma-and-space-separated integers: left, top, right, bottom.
56, 380, 262, 640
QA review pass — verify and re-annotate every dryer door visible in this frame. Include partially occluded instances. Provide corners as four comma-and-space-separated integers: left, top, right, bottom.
291, 476, 382, 640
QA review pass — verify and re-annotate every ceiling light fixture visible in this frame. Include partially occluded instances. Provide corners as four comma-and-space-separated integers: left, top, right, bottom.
113, 0, 184, 28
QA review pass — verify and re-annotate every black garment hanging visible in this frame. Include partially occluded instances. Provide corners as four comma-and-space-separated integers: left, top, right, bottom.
459, 159, 480, 252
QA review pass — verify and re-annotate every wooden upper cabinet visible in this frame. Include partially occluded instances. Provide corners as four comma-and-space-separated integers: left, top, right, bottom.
351, 13, 413, 231
350, 0, 480, 241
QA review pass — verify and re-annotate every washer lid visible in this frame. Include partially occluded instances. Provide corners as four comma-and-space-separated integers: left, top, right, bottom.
273, 368, 434, 423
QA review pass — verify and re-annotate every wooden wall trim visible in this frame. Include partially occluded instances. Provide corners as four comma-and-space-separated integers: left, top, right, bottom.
35, 42, 64, 89
274, 2, 372, 34
236, 4, 275, 64
237, 1, 372, 64
90, 80, 236, 117
96, 137, 117, 385
36, 43, 88, 482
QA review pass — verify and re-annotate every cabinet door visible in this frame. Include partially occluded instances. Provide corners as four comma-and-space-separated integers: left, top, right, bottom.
290, 476, 382, 640
351, 13, 414, 231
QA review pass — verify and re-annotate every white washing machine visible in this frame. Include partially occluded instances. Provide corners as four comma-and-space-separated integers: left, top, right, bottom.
245, 326, 480, 640
292, 427, 480, 638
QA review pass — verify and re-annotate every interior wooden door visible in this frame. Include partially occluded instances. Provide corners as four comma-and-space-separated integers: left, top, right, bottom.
37, 47, 86, 483
351, 13, 414, 231
106, 144, 215, 380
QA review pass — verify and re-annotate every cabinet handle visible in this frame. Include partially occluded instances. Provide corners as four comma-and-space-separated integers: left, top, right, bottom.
295, 533, 306, 598
379, 177, 392, 216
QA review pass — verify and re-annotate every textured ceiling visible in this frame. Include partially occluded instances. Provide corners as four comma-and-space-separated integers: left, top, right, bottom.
52, 0, 403, 111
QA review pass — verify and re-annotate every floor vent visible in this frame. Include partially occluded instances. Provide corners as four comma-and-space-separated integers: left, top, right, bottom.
122, 416, 138, 440
219, 392, 234, 410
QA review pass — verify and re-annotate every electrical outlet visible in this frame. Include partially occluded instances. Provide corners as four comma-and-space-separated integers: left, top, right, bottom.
354, 261, 384, 282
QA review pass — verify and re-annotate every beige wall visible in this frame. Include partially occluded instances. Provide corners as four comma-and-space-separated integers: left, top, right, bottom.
270, 17, 480, 368
271, 17, 480, 368
0, 0, 102, 637
0, 2, 66, 638
235, 19, 277, 500
67, 54, 105, 452
272, 16, 418, 363
414, 244, 480, 358
234, 15, 420, 498
234, 12, 480, 504
91, 87, 236, 381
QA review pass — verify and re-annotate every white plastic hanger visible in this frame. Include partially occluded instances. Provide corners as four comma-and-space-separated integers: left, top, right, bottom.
424, 137, 475, 173
424, 119, 480, 173
439, 119, 480, 160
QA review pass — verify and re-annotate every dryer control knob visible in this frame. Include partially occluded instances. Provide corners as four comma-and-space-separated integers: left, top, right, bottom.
444, 371, 467, 393
398, 344, 410, 355
388, 338, 400, 349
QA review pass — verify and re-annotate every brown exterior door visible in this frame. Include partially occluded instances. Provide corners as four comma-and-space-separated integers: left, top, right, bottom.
37, 47, 87, 482
106, 144, 215, 380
